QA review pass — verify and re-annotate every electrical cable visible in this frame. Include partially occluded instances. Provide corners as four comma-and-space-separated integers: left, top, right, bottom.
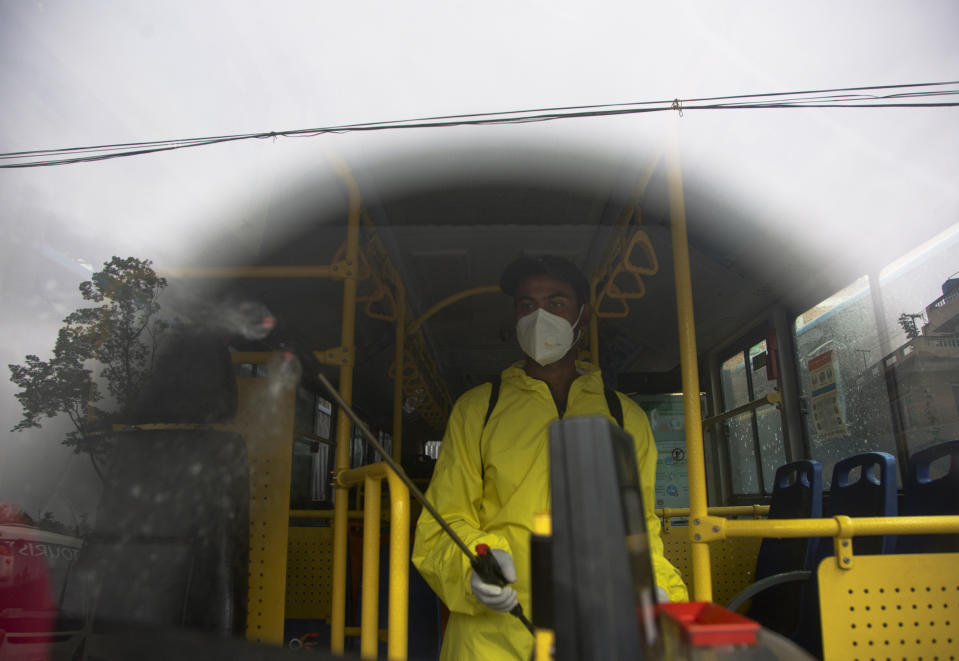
1, 81, 957, 168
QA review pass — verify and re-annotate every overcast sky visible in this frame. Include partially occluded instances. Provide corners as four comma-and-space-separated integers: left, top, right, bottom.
1, 1, 957, 522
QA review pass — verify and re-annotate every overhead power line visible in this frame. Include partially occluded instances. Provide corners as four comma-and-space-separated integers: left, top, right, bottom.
1, 81, 957, 169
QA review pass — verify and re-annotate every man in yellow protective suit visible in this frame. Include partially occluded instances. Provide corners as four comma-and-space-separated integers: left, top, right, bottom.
412, 255, 688, 660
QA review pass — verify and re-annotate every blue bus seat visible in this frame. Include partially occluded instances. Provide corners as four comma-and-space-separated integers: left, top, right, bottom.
897, 439, 959, 554
824, 451, 898, 554
792, 451, 898, 657
727, 461, 822, 636
753, 460, 823, 578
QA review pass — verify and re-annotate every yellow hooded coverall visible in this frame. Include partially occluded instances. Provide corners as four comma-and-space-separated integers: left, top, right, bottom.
412, 362, 688, 660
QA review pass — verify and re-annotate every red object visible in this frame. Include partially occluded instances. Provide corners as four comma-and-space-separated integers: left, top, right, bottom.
657, 602, 760, 646
765, 328, 780, 381
0, 544, 13, 582
475, 543, 490, 556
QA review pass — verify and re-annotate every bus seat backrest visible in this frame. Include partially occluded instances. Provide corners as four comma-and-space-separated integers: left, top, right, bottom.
790, 453, 897, 657
826, 451, 897, 555
746, 460, 822, 636
897, 439, 959, 554
771, 460, 822, 517
754, 460, 823, 579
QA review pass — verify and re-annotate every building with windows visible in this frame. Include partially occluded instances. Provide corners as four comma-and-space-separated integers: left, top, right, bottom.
884, 277, 959, 455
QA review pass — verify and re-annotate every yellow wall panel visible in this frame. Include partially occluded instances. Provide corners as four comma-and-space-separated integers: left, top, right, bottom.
236, 376, 296, 645
661, 524, 761, 606
286, 525, 334, 620
818, 552, 959, 660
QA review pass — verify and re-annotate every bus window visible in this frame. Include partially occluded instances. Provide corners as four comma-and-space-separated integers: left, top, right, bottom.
794, 276, 897, 486
877, 224, 959, 465
292, 389, 335, 508
795, 224, 959, 486
721, 352, 756, 494
750, 341, 787, 492
720, 338, 786, 496
315, 395, 334, 441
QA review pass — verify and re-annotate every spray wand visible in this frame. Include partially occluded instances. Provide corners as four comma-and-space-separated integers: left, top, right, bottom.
313, 369, 534, 636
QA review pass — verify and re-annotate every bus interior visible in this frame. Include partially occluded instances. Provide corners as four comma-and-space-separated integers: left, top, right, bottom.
3, 138, 959, 660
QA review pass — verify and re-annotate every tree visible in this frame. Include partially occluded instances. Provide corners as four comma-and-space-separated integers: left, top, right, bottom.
898, 312, 924, 340
37, 511, 68, 535
9, 257, 168, 480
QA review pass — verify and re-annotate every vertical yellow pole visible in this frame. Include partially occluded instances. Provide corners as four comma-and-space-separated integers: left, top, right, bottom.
589, 281, 600, 366
331, 174, 362, 653
388, 282, 409, 659
666, 137, 712, 602
532, 512, 554, 661
392, 284, 406, 465
360, 476, 382, 659
386, 471, 410, 661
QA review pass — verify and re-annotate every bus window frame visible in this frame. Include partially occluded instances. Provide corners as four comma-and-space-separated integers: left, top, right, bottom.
705, 307, 807, 504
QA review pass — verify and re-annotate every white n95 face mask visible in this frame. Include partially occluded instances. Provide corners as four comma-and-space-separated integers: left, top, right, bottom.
516, 306, 583, 366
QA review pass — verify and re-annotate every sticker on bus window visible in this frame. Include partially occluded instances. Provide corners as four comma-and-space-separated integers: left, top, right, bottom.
808, 350, 847, 439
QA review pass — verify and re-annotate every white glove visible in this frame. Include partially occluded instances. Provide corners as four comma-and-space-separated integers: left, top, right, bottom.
655, 585, 669, 603
470, 548, 518, 612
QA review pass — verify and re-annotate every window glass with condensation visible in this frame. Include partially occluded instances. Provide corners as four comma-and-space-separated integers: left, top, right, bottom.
875, 224, 959, 475
794, 276, 897, 488
794, 224, 959, 487
750, 340, 787, 493
721, 353, 758, 495
721, 342, 787, 496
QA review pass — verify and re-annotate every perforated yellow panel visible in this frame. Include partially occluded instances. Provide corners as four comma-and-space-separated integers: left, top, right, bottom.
661, 524, 692, 582
708, 536, 762, 606
818, 553, 959, 661
236, 377, 296, 645
661, 525, 761, 605
286, 525, 334, 619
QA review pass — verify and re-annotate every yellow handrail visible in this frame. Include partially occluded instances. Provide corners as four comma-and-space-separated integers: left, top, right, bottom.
658, 505, 770, 520
337, 463, 411, 661
586, 156, 661, 361
361, 475, 382, 657
701, 391, 781, 429
290, 509, 368, 519
407, 285, 502, 334
705, 514, 959, 540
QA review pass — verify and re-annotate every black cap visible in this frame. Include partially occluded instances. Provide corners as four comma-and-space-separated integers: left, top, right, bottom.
499, 254, 590, 304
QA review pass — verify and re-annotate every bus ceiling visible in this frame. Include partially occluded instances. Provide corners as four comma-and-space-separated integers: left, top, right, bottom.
201, 142, 952, 408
